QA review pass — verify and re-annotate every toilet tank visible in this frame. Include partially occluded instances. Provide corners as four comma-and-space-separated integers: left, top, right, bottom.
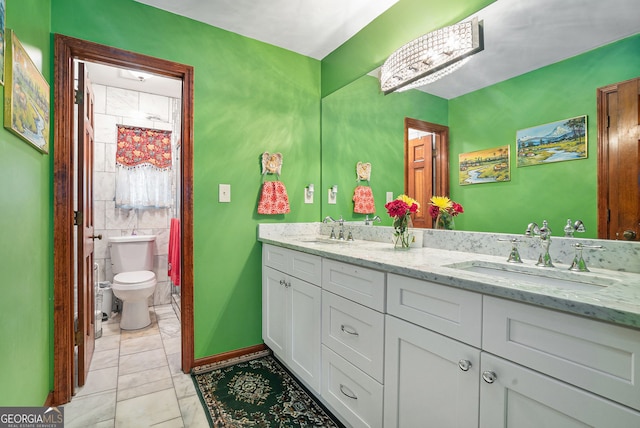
109, 235, 156, 274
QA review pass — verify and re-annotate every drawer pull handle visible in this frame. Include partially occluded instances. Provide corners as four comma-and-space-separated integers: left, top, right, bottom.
458, 359, 472, 372
339, 384, 358, 400
340, 324, 359, 336
482, 370, 497, 384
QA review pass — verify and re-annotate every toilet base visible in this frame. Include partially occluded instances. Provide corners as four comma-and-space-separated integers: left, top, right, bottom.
119, 300, 151, 330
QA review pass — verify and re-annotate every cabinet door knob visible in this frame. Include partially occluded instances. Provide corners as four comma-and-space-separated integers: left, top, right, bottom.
90, 234, 103, 240
458, 359, 472, 371
340, 324, 359, 336
482, 370, 497, 384
279, 279, 286, 286
339, 384, 358, 400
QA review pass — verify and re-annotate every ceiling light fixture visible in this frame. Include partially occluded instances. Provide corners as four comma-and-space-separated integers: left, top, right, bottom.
380, 17, 484, 94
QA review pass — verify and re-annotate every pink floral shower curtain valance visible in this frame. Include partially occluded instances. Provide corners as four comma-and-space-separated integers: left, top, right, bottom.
116, 126, 172, 169
115, 126, 173, 209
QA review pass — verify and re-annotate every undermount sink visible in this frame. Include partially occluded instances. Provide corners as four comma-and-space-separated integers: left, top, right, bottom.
299, 237, 351, 244
446, 260, 614, 291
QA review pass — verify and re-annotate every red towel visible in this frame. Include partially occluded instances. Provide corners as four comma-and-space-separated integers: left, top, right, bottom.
168, 218, 181, 286
257, 181, 290, 214
353, 185, 375, 214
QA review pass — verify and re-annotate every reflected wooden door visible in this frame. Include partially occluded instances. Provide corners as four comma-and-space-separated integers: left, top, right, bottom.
598, 78, 640, 240
405, 118, 449, 228
76, 62, 98, 386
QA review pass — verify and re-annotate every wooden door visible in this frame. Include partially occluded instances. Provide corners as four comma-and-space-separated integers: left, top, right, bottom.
76, 62, 98, 386
405, 118, 449, 228
597, 78, 640, 240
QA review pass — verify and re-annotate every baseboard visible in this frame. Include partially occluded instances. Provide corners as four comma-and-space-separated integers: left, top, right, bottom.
192, 343, 268, 374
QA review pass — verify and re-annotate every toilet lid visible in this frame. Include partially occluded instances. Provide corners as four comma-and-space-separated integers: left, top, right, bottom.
114, 270, 155, 284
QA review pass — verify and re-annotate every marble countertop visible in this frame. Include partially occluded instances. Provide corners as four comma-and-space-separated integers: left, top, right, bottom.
258, 223, 640, 330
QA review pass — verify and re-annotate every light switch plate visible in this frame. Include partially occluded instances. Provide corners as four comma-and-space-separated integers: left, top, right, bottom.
219, 184, 231, 203
328, 189, 337, 204
386, 192, 394, 203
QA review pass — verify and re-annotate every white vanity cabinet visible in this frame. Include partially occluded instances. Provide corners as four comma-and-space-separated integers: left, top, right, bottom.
262, 244, 322, 393
384, 273, 483, 428
321, 259, 386, 428
480, 297, 640, 427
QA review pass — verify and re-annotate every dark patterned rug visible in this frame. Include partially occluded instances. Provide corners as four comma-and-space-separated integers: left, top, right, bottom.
192, 353, 343, 427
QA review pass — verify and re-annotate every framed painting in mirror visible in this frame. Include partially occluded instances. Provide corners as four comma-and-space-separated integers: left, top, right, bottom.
459, 145, 510, 185
516, 115, 587, 167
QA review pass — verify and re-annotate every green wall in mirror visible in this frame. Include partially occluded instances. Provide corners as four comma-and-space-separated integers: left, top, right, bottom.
321, 34, 640, 238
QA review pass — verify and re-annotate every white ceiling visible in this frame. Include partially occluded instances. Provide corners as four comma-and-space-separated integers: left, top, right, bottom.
92, 0, 638, 99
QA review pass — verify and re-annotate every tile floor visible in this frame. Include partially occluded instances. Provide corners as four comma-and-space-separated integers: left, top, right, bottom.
63, 305, 210, 427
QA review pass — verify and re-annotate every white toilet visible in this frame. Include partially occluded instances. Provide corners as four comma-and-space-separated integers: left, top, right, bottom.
109, 235, 157, 330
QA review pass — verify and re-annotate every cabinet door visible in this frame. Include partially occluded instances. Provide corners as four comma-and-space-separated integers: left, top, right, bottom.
262, 266, 287, 358
480, 353, 640, 428
384, 316, 480, 428
288, 276, 322, 392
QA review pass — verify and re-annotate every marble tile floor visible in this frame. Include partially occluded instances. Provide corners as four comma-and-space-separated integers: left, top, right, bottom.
63, 305, 210, 427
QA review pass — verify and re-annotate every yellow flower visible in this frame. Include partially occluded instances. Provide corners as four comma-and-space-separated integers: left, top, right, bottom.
429, 196, 452, 210
398, 194, 420, 210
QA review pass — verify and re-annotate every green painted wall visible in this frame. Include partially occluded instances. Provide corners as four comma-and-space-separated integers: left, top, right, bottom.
321, 74, 447, 223
449, 34, 640, 236
0, 0, 53, 405
51, 0, 321, 359
321, 0, 496, 97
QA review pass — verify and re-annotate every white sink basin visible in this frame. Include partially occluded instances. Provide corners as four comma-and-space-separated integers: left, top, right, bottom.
298, 237, 351, 244
446, 260, 614, 291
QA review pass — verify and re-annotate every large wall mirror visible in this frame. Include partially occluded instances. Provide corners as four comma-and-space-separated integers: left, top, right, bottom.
320, 32, 640, 239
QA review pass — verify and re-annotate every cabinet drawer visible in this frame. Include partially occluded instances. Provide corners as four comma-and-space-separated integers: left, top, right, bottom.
321, 345, 383, 428
263, 244, 321, 286
483, 296, 640, 411
387, 273, 482, 347
322, 291, 385, 383
322, 259, 386, 312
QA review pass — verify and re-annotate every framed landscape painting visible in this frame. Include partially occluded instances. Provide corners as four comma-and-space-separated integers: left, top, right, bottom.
4, 30, 50, 153
516, 115, 587, 167
459, 145, 510, 185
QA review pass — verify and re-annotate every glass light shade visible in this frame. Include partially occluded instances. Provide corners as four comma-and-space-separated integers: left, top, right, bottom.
380, 18, 483, 94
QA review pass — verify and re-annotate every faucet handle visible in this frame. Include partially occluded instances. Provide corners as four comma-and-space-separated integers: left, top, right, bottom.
569, 243, 602, 272
498, 238, 523, 263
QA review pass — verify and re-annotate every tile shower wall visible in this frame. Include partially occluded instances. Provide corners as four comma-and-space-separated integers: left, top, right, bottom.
92, 84, 181, 306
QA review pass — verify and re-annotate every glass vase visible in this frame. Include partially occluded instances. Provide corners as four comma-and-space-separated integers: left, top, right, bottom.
393, 227, 413, 249
434, 212, 455, 230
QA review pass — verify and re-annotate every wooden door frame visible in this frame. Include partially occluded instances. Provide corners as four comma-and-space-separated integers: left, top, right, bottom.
404, 117, 450, 227
52, 34, 195, 405
597, 82, 615, 239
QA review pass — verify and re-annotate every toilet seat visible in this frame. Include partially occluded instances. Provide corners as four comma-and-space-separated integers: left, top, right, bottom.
113, 270, 156, 290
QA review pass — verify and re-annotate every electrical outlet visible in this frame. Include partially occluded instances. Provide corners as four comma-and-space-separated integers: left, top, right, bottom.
304, 188, 313, 204
328, 189, 337, 204
386, 192, 394, 203
219, 184, 231, 203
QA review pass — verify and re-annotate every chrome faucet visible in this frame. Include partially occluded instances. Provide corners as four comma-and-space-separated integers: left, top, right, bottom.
564, 219, 585, 237
337, 215, 345, 240
323, 215, 346, 240
364, 214, 381, 226
525, 220, 554, 267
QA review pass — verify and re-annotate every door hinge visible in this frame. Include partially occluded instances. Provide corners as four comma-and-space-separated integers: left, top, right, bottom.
74, 89, 83, 105
607, 115, 610, 128
74, 210, 83, 226
74, 329, 83, 346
